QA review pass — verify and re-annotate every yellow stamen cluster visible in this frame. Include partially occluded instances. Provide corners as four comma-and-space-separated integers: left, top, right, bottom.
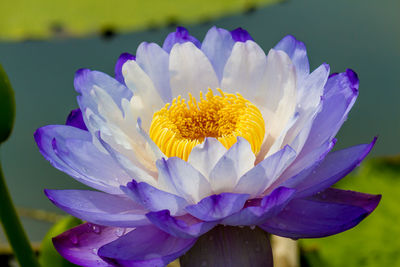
149, 89, 265, 161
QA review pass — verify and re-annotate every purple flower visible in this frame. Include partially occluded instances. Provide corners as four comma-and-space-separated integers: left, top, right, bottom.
35, 27, 381, 266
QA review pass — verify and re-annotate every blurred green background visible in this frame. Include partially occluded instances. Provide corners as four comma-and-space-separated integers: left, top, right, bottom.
0, 0, 399, 266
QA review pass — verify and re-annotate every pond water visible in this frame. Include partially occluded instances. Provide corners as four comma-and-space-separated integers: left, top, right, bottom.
0, 0, 399, 243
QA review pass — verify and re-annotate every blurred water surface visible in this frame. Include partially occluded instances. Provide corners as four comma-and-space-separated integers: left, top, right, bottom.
0, 0, 399, 242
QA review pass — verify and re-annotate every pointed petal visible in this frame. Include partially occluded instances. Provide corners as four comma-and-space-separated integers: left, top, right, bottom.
115, 53, 136, 85
169, 42, 219, 98
274, 35, 309, 83
209, 137, 255, 193
121, 180, 188, 216
45, 189, 149, 227
269, 139, 336, 192
235, 145, 296, 197
255, 49, 297, 161
97, 132, 157, 186
230, 28, 253, 42
201, 26, 235, 81
284, 138, 376, 198
185, 193, 249, 221
34, 125, 130, 194
270, 63, 329, 155
53, 223, 133, 267
74, 68, 131, 113
146, 211, 218, 238
187, 137, 227, 179
259, 188, 381, 239
98, 225, 196, 266
220, 40, 267, 102
122, 59, 164, 128
136, 42, 172, 102
222, 187, 296, 226
66, 108, 88, 131
162, 26, 200, 53
301, 70, 359, 155
157, 157, 212, 204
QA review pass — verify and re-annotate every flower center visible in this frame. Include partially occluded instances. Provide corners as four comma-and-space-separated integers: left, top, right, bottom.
149, 89, 265, 160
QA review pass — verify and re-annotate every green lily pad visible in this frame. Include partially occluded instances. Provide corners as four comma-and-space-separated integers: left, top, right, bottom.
0, 0, 281, 41
39, 216, 82, 267
301, 156, 400, 267
0, 64, 15, 144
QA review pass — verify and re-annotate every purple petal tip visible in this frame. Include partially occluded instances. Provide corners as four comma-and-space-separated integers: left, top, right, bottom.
346, 69, 359, 92
231, 28, 253, 42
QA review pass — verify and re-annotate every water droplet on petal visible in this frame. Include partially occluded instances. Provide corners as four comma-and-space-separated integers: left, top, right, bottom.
91, 224, 101, 234
69, 234, 79, 245
92, 248, 98, 255
250, 225, 256, 230
115, 228, 126, 237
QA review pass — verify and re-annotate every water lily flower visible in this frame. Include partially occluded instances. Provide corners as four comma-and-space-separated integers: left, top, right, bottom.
35, 26, 381, 266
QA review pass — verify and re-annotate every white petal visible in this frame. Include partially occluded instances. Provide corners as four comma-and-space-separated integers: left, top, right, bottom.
269, 63, 329, 156
136, 42, 172, 102
255, 49, 297, 162
156, 158, 212, 204
234, 145, 296, 198
209, 137, 255, 194
169, 42, 219, 98
122, 60, 164, 130
221, 40, 267, 102
187, 138, 227, 179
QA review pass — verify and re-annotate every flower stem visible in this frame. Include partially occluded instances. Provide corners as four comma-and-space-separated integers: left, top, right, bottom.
0, 160, 40, 267
180, 225, 273, 267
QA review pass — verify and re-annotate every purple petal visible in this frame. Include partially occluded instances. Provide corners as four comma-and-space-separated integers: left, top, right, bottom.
259, 188, 381, 239
221, 187, 296, 226
162, 27, 201, 53
185, 193, 250, 221
53, 223, 133, 266
300, 70, 359, 155
65, 108, 88, 131
209, 137, 255, 193
284, 138, 376, 198
201, 26, 235, 81
114, 53, 135, 85
98, 225, 196, 266
146, 211, 218, 238
274, 35, 309, 82
230, 28, 253, 42
156, 157, 212, 204
45, 189, 149, 227
121, 180, 188, 216
234, 145, 296, 197
75, 68, 132, 113
34, 125, 130, 194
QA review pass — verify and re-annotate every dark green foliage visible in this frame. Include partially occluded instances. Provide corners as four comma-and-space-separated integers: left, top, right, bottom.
0, 64, 15, 144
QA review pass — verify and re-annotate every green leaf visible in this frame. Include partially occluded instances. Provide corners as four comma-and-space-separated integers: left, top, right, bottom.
0, 64, 15, 144
0, 0, 282, 40
301, 156, 400, 267
39, 216, 82, 267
